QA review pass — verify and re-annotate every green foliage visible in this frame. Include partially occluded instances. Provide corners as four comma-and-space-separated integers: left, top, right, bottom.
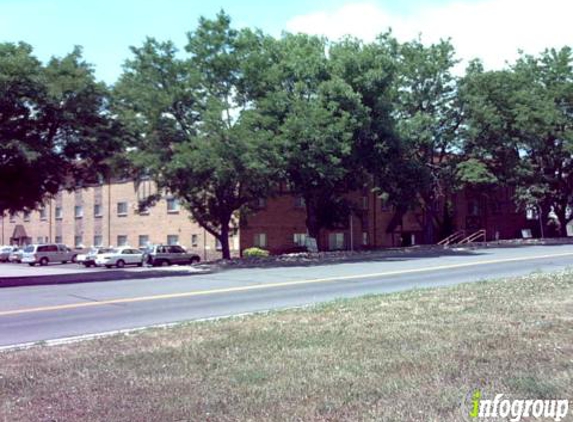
242, 247, 270, 258
461, 46, 573, 235
114, 12, 281, 258
0, 42, 117, 214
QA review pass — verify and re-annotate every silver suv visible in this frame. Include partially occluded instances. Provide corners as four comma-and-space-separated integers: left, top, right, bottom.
22, 243, 78, 266
144, 244, 200, 267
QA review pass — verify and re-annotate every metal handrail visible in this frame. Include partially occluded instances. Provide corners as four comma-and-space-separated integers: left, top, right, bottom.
459, 229, 487, 244
437, 230, 466, 246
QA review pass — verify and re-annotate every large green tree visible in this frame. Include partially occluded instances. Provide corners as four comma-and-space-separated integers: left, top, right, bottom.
252, 34, 370, 249
0, 42, 117, 215
390, 38, 463, 243
114, 12, 280, 258
461, 47, 573, 236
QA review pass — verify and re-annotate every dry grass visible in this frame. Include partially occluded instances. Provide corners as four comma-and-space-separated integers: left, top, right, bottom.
1, 270, 572, 421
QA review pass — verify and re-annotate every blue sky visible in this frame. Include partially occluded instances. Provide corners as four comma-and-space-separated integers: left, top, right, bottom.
1, 0, 571, 84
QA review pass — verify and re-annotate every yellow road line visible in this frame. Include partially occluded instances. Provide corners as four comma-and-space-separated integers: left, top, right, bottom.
1, 251, 573, 317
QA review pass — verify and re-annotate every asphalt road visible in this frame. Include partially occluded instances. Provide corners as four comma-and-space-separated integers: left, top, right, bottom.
1, 244, 573, 348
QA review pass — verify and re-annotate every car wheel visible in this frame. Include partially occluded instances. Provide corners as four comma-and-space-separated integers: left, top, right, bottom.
40, 257, 49, 266
105, 265, 112, 269
161, 259, 170, 267
116, 260, 125, 268
193, 257, 201, 264
71, 255, 78, 263
137, 262, 143, 267
62, 261, 67, 264
28, 263, 36, 267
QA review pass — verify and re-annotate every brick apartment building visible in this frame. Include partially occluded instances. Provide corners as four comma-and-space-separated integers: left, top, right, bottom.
1, 179, 535, 258
239, 185, 533, 254
0, 179, 238, 260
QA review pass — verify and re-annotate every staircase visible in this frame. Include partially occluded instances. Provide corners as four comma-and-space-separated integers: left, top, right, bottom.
438, 229, 487, 246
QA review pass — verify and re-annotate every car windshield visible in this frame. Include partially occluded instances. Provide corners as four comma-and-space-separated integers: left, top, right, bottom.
1, 247, 11, 252
109, 248, 121, 254
23, 246, 34, 253
97, 248, 112, 254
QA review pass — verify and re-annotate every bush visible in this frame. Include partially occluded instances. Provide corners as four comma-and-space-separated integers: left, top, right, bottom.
242, 247, 270, 258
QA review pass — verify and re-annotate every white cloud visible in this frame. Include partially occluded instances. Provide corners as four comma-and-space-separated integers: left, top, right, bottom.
286, 0, 573, 71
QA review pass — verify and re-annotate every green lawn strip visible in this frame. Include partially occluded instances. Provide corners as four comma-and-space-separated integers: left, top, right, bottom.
1, 271, 572, 422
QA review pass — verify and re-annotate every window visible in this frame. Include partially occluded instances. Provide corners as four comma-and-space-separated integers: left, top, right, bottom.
117, 202, 128, 216
55, 207, 63, 220
117, 235, 128, 247
216, 238, 222, 250
294, 196, 305, 208
55, 236, 62, 243
93, 235, 103, 247
23, 212, 30, 222
191, 234, 198, 247
362, 196, 369, 210
74, 236, 83, 248
167, 198, 180, 213
362, 232, 369, 246
526, 206, 539, 221
138, 235, 149, 248
37, 236, 44, 244
74, 205, 83, 219
166, 235, 179, 245
467, 201, 480, 217
255, 198, 266, 208
9, 214, 16, 223
328, 233, 345, 250
39, 208, 47, 221
293, 233, 307, 246
169, 245, 185, 253
254, 233, 267, 248
94, 204, 102, 217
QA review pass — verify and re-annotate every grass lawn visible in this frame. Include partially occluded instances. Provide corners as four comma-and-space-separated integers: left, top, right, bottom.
1, 270, 572, 421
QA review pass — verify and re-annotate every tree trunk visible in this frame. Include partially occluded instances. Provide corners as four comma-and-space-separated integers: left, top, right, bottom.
219, 215, 232, 260
555, 208, 568, 238
305, 198, 322, 251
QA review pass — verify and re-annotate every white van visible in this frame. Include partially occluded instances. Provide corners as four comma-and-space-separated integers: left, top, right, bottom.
22, 244, 78, 266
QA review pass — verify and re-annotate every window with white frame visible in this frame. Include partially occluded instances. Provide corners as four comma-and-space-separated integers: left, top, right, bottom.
74, 205, 83, 218
93, 235, 103, 247
55, 235, 62, 243
294, 196, 305, 208
328, 233, 345, 250
139, 235, 149, 247
254, 233, 267, 248
94, 204, 102, 217
293, 233, 307, 246
117, 202, 128, 216
39, 208, 47, 220
55, 207, 63, 219
362, 231, 369, 246
117, 235, 128, 247
37, 236, 44, 243
74, 235, 83, 248
167, 198, 179, 213
167, 235, 179, 245
191, 234, 199, 247
9, 214, 16, 223
23, 212, 30, 222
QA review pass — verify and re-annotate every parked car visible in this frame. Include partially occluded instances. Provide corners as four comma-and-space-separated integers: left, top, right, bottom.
22, 244, 77, 266
95, 247, 144, 268
76, 247, 113, 267
144, 244, 200, 266
9, 247, 23, 263
0, 246, 18, 262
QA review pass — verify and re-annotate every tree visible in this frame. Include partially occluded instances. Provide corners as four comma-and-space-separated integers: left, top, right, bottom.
253, 34, 369, 249
460, 48, 573, 236
0, 42, 117, 215
390, 38, 463, 243
114, 12, 280, 259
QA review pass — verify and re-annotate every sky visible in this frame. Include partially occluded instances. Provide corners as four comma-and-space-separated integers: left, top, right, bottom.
1, 0, 571, 84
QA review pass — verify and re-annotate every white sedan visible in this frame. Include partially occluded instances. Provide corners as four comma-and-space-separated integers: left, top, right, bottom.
95, 247, 144, 268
